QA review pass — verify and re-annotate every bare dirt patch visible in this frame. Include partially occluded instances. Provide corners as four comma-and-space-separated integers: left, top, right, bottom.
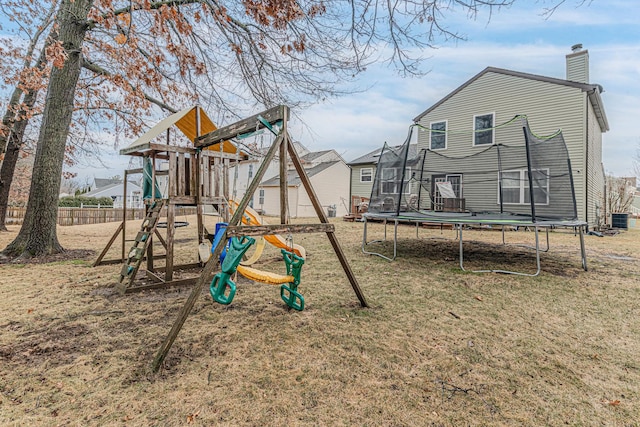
0, 249, 95, 265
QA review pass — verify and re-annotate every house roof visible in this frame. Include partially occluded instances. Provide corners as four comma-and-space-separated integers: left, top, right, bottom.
348, 144, 418, 166
301, 150, 333, 162
260, 161, 339, 187
94, 178, 122, 188
84, 182, 143, 198
413, 66, 609, 132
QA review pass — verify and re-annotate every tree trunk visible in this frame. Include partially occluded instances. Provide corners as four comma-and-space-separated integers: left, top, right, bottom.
0, 44, 50, 232
0, 133, 23, 232
1, 0, 94, 257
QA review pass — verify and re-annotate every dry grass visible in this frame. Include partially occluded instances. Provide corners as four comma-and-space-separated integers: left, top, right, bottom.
1, 216, 639, 426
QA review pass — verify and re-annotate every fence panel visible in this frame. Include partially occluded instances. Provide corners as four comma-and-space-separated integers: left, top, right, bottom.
5, 206, 198, 226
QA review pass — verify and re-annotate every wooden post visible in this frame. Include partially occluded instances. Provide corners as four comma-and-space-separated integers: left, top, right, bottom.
169, 152, 177, 198
165, 204, 175, 281
280, 108, 289, 224
287, 135, 369, 308
146, 203, 154, 273
122, 171, 128, 261
152, 132, 286, 372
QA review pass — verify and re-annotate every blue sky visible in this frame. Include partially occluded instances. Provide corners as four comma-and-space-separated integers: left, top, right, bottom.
290, 0, 640, 178
4, 1, 640, 182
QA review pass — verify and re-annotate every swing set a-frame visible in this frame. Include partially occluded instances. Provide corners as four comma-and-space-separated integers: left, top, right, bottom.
151, 105, 369, 372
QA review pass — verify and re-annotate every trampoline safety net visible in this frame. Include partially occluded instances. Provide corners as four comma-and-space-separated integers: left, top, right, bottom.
368, 116, 577, 222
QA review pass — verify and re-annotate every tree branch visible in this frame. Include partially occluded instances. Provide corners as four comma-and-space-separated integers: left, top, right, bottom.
81, 59, 178, 113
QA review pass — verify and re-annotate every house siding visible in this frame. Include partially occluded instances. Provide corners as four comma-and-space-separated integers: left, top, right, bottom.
298, 163, 351, 217
351, 164, 376, 199
416, 71, 592, 223
259, 185, 299, 217
586, 100, 605, 224
259, 162, 351, 218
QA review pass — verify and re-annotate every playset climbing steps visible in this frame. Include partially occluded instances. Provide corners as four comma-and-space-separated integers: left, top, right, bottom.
116, 200, 165, 293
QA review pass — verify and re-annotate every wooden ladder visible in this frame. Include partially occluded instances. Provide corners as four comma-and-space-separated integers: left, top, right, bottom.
117, 200, 165, 293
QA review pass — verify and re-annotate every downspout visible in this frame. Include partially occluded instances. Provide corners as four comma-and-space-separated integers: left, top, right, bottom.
585, 94, 590, 230
602, 163, 607, 226
348, 166, 353, 214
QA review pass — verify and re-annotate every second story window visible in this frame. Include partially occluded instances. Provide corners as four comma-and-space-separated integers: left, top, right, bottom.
473, 113, 495, 146
430, 121, 447, 150
360, 168, 373, 183
248, 164, 254, 179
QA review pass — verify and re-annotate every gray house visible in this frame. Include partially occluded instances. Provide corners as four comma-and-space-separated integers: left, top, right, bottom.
413, 45, 609, 227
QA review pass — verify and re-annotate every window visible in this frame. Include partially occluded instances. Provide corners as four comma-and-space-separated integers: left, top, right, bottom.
259, 189, 264, 205
499, 169, 549, 205
360, 168, 373, 183
473, 113, 494, 146
430, 121, 447, 150
381, 168, 412, 194
248, 164, 254, 179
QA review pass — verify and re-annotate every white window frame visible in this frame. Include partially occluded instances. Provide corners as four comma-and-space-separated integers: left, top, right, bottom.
473, 112, 495, 147
259, 189, 265, 205
498, 168, 549, 205
360, 167, 373, 183
429, 120, 447, 150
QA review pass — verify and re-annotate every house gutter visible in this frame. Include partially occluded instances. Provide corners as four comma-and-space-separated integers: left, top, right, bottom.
585, 94, 589, 229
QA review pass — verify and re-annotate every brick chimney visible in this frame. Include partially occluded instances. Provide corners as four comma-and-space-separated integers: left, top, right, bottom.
566, 43, 589, 83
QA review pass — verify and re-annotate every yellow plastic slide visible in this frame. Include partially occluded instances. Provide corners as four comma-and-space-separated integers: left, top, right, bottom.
229, 200, 306, 259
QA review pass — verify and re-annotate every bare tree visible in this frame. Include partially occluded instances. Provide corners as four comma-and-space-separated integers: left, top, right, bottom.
2, 0, 570, 257
605, 175, 635, 215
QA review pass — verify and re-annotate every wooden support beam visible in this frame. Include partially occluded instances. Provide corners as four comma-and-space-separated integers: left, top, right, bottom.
93, 222, 123, 266
120, 142, 196, 156
93, 254, 165, 266
287, 136, 369, 309
152, 131, 286, 372
195, 105, 289, 148
124, 277, 199, 293
226, 223, 334, 238
165, 204, 175, 281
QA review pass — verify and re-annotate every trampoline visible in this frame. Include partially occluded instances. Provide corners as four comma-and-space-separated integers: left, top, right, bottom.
361, 116, 588, 276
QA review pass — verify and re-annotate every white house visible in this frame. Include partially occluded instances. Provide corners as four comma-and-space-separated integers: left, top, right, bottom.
254, 149, 350, 218
84, 181, 144, 208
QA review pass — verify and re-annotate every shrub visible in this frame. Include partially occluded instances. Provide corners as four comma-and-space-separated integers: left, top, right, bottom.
58, 196, 114, 207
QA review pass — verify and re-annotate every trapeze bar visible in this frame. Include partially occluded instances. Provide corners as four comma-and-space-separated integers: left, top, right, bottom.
226, 223, 334, 237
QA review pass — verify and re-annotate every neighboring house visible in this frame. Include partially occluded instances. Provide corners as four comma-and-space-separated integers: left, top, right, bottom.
348, 144, 418, 201
413, 45, 609, 227
84, 180, 143, 208
258, 149, 350, 218
229, 142, 309, 208
91, 177, 123, 190
632, 188, 640, 218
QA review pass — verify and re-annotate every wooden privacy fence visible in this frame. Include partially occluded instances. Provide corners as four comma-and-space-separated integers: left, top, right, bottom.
5, 206, 198, 226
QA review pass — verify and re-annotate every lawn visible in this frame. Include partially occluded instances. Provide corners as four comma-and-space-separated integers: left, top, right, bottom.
1, 217, 638, 426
